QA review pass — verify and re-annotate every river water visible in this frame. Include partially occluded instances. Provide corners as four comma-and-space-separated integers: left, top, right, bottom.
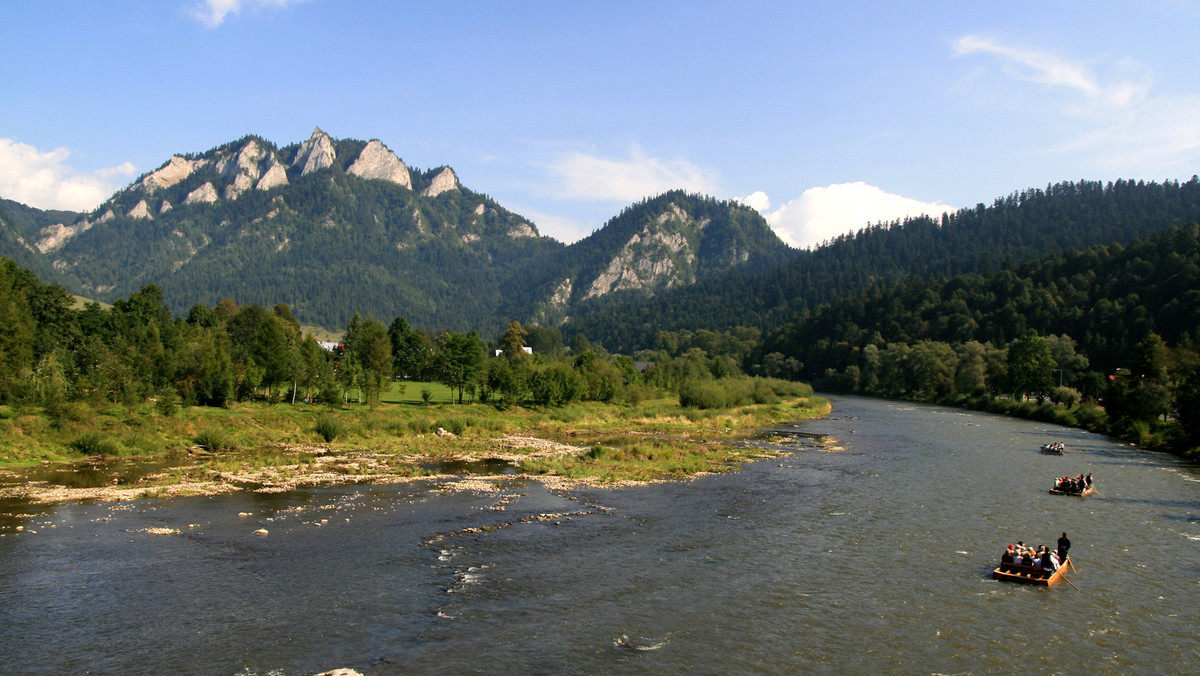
1, 396, 1197, 675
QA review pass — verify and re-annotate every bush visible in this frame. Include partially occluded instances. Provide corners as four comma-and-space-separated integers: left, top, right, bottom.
155, 390, 180, 417
421, 388, 433, 405
315, 414, 343, 443
679, 380, 726, 409
586, 445, 616, 460
193, 429, 233, 452
438, 418, 467, 435
1072, 402, 1107, 431
407, 418, 434, 434
68, 432, 121, 457
1050, 387, 1082, 407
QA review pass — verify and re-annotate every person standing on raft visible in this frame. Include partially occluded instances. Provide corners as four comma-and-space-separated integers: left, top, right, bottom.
1057, 532, 1071, 561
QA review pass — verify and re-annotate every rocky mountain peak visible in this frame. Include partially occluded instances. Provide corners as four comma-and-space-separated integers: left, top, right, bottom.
141, 156, 207, 192
293, 127, 336, 175
423, 167, 459, 197
347, 139, 411, 188
218, 140, 269, 200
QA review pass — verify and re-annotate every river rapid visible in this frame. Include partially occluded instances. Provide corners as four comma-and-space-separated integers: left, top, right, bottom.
1, 395, 1197, 675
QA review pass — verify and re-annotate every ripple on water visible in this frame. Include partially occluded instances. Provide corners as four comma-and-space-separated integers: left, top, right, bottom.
612, 632, 671, 652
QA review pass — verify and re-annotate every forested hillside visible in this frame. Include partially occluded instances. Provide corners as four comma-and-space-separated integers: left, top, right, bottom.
565, 178, 1200, 352
512, 191, 794, 325
24, 130, 564, 334
745, 223, 1200, 442
0, 199, 81, 287
0, 132, 792, 336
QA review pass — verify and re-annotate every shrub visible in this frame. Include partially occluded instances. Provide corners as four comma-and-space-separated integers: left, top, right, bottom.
408, 418, 434, 434
438, 418, 467, 435
155, 390, 180, 417
193, 429, 233, 452
421, 388, 433, 405
1050, 387, 1082, 407
1072, 402, 1107, 431
586, 445, 615, 460
752, 380, 778, 405
679, 380, 726, 409
68, 432, 121, 457
315, 414, 343, 443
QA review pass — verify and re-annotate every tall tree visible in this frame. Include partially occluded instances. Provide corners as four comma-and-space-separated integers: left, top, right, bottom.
1107, 333, 1171, 424
434, 331, 486, 403
1007, 331, 1056, 400
355, 317, 393, 408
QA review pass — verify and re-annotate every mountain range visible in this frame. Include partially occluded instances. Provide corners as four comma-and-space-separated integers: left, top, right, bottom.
3, 128, 1200, 351
0, 128, 791, 336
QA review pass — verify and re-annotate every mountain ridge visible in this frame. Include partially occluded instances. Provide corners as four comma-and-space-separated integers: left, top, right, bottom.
0, 129, 792, 335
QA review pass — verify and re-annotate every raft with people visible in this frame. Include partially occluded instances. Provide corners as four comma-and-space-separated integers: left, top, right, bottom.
1040, 442, 1065, 454
992, 558, 1071, 585
1049, 473, 1095, 496
993, 536, 1074, 586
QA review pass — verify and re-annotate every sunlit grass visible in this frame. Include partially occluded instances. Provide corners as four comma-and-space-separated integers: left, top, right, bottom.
0, 392, 830, 489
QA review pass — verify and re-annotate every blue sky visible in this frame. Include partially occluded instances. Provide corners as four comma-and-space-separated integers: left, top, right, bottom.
2, 1, 1198, 247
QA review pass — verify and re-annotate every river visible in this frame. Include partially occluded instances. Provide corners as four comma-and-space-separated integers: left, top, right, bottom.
1, 396, 1197, 675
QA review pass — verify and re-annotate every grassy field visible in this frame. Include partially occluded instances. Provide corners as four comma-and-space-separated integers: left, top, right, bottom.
0, 391, 831, 499
380, 380, 458, 405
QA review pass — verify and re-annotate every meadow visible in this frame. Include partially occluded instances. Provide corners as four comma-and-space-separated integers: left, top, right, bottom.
0, 383, 830, 501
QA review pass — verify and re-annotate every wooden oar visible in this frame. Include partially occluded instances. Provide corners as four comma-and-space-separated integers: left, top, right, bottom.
1067, 557, 1078, 574
1060, 572, 1081, 591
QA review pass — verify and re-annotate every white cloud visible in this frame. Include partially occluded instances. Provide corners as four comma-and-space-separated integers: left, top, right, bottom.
953, 35, 1112, 101
518, 208, 592, 244
0, 139, 135, 212
752, 182, 956, 249
187, 0, 303, 29
951, 35, 1200, 174
548, 145, 720, 202
736, 190, 770, 213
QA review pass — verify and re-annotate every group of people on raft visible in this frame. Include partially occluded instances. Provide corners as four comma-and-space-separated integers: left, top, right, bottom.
1052, 473, 1094, 494
1041, 442, 1066, 453
1001, 533, 1071, 571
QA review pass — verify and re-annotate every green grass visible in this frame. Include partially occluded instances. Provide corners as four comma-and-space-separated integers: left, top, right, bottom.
0, 390, 832, 492
380, 380, 457, 405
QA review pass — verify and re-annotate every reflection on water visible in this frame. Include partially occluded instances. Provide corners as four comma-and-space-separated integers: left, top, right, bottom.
5, 457, 190, 489
0, 395, 1197, 675
428, 457, 520, 475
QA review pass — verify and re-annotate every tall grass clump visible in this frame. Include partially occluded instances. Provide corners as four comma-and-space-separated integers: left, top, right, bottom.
193, 429, 233, 452
437, 418, 467, 435
315, 414, 344, 443
68, 432, 122, 457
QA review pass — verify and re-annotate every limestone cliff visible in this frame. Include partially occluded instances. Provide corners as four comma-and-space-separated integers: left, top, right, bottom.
217, 139, 267, 200
256, 154, 288, 190
584, 228, 696, 298
128, 200, 152, 220
348, 139, 411, 188
141, 156, 207, 192
582, 203, 699, 299
184, 182, 219, 205
293, 127, 336, 175
423, 167, 459, 197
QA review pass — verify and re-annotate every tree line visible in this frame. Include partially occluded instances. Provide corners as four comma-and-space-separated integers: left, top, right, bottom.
754, 223, 1200, 454
0, 256, 805, 417
564, 177, 1200, 353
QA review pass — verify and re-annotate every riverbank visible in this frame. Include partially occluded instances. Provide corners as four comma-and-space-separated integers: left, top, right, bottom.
0, 395, 832, 504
